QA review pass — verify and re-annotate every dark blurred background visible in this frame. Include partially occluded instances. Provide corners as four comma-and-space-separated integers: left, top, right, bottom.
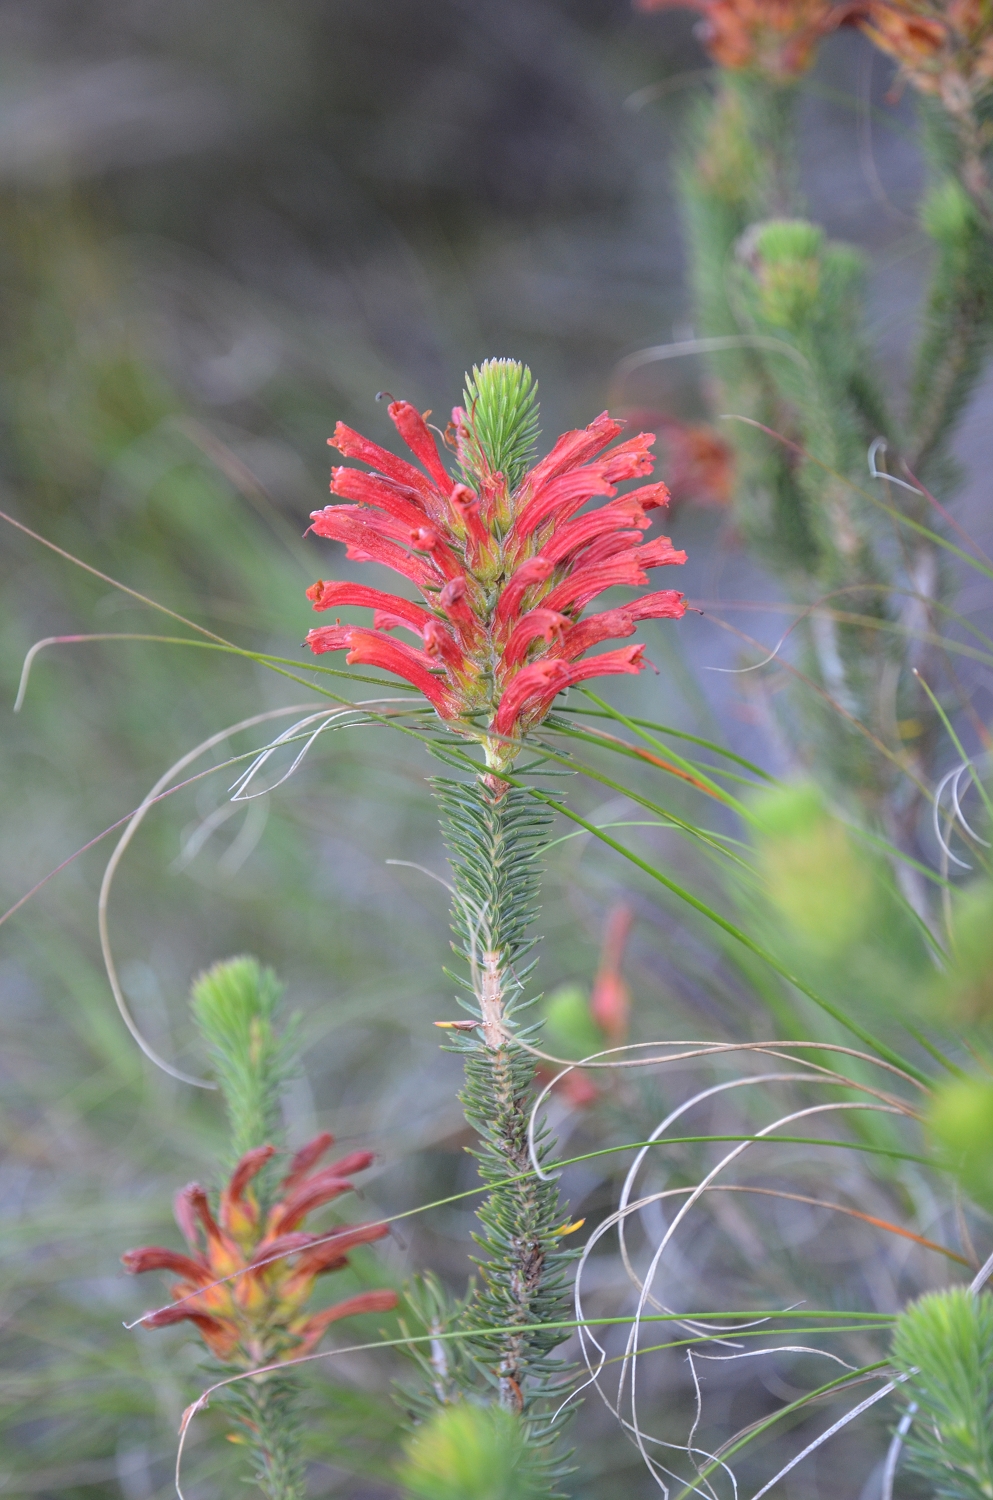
1, 2, 990, 1497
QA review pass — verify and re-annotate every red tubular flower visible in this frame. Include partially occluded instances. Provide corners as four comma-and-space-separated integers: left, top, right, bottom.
122, 1134, 396, 1368
305, 365, 687, 770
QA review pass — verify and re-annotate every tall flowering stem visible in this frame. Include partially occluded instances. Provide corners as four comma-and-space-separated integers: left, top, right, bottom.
434, 778, 572, 1422
304, 363, 686, 1444
123, 959, 397, 1500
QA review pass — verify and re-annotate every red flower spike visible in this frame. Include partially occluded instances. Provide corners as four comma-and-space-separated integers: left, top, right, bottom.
123, 1132, 393, 1370
306, 367, 687, 770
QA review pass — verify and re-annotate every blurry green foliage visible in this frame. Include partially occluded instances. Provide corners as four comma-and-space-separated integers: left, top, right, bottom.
743, 782, 931, 1012
750, 781, 878, 954
399, 1402, 556, 1500
921, 175, 983, 250
929, 1074, 993, 1211
542, 982, 605, 1062
931, 882, 993, 1023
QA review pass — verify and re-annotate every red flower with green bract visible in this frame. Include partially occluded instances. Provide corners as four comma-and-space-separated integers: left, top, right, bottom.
122, 1133, 397, 1368
305, 363, 687, 771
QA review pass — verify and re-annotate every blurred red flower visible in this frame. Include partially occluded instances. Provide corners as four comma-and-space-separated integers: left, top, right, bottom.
625, 412, 735, 508
305, 379, 686, 772
634, 0, 853, 78
635, 0, 993, 102
853, 0, 993, 108
123, 1134, 396, 1367
590, 903, 635, 1043
541, 902, 636, 1109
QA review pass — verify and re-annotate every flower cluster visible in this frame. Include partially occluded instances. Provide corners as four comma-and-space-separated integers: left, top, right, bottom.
634, 0, 852, 79
305, 363, 686, 771
635, 0, 993, 98
854, 0, 993, 110
123, 1134, 397, 1367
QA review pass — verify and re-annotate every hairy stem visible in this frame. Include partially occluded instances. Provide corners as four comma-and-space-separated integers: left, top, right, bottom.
433, 777, 575, 1428
230, 1373, 306, 1500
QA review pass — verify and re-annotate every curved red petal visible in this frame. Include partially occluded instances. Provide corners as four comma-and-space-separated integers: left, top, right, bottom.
536, 496, 650, 568
293, 1289, 399, 1355
494, 557, 556, 628
408, 525, 465, 581
269, 1176, 354, 1234
341, 629, 460, 717
330, 466, 428, 528
388, 401, 453, 492
311, 504, 411, 548
624, 480, 671, 511
309, 511, 435, 589
628, 589, 687, 621
561, 607, 637, 659
561, 590, 686, 659
601, 431, 656, 483
306, 582, 434, 633
250, 1232, 317, 1264
514, 466, 619, 540
141, 1305, 240, 1359
637, 536, 687, 569
121, 1247, 211, 1282
438, 577, 485, 649
226, 1145, 276, 1204
544, 558, 650, 615
330, 421, 438, 502
524, 412, 623, 490
492, 660, 572, 738
177, 1184, 224, 1246
282, 1134, 334, 1193
306, 626, 353, 655
422, 619, 465, 670
503, 609, 570, 669
560, 643, 647, 689
289, 1221, 391, 1280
